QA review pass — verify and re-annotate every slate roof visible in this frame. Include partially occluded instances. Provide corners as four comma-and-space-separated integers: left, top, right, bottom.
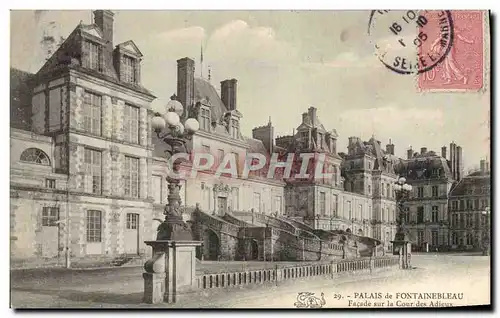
395, 156, 453, 181
194, 78, 227, 124
449, 174, 491, 197
10, 68, 34, 130
35, 22, 155, 98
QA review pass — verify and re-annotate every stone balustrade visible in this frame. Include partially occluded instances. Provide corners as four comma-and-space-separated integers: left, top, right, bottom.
195, 210, 240, 237
196, 256, 399, 290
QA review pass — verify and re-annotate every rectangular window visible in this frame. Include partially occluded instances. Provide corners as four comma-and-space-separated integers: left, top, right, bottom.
42, 207, 59, 226
432, 186, 438, 197
431, 206, 439, 223
126, 213, 139, 230
84, 148, 102, 194
431, 231, 438, 246
152, 175, 162, 203
417, 230, 424, 244
83, 91, 102, 135
417, 187, 424, 198
122, 55, 136, 83
45, 179, 56, 189
123, 104, 139, 144
232, 187, 240, 211
274, 195, 282, 214
84, 40, 102, 71
200, 108, 211, 131
417, 206, 424, 224
459, 200, 465, 210
467, 200, 473, 209
332, 194, 338, 217
231, 119, 239, 138
404, 207, 410, 223
86, 210, 102, 242
253, 192, 261, 213
452, 200, 458, 210
474, 199, 479, 209
124, 156, 140, 198
319, 192, 326, 216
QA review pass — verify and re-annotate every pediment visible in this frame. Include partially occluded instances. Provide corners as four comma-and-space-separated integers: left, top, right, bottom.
117, 40, 143, 57
81, 25, 104, 40
296, 123, 310, 131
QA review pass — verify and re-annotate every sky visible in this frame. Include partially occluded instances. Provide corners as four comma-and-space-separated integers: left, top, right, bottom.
10, 10, 490, 172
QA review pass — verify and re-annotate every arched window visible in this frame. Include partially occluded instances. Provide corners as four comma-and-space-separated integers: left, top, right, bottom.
20, 148, 51, 165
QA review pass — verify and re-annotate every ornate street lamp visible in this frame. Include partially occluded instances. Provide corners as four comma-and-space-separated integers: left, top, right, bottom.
393, 177, 413, 239
481, 207, 490, 256
392, 177, 413, 268
151, 95, 200, 240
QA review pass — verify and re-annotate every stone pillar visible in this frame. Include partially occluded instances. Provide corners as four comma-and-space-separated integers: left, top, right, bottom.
114, 100, 125, 141
147, 158, 153, 200
110, 147, 120, 196
143, 240, 202, 304
102, 150, 112, 196
139, 157, 148, 199
139, 107, 148, 146
102, 96, 113, 138
70, 85, 84, 131
116, 154, 125, 197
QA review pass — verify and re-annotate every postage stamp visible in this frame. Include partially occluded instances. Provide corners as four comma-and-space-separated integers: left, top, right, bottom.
417, 11, 485, 91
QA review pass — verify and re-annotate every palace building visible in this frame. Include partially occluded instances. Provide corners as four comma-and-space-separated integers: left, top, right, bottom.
10, 10, 478, 266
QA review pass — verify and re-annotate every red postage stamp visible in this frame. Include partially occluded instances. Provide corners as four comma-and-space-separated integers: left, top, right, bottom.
418, 10, 484, 91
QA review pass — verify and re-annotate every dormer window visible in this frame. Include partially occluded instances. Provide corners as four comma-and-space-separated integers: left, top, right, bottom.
200, 107, 211, 131
122, 55, 137, 84
83, 40, 102, 72
230, 118, 239, 138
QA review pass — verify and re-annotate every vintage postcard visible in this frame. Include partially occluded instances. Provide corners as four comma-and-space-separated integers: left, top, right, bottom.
9, 10, 491, 309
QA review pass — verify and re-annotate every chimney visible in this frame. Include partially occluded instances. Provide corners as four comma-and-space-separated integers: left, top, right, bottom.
456, 146, 463, 181
308, 107, 317, 127
302, 113, 308, 124
252, 124, 274, 153
386, 139, 395, 155
93, 10, 114, 55
348, 137, 358, 155
407, 147, 413, 159
480, 159, 486, 173
449, 142, 456, 179
441, 146, 447, 159
420, 147, 427, 155
177, 57, 195, 117
221, 79, 237, 111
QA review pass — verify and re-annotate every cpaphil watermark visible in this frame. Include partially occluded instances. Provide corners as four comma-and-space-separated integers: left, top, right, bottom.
165, 151, 337, 182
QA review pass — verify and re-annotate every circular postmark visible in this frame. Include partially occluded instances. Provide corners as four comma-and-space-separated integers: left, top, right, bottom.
368, 10, 454, 74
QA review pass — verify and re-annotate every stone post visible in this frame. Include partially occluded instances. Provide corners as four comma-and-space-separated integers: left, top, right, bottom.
143, 240, 202, 304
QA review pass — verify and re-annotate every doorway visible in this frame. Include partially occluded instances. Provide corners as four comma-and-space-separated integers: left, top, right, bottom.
40, 207, 60, 258
203, 229, 220, 260
250, 240, 259, 260
217, 196, 228, 216
124, 213, 140, 254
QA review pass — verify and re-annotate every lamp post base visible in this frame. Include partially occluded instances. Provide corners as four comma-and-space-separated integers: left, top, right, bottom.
157, 215, 193, 241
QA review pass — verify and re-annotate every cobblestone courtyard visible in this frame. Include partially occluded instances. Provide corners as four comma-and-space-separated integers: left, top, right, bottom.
10, 253, 490, 308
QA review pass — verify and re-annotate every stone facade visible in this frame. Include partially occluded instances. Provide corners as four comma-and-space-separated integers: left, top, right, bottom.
10, 10, 157, 263
448, 161, 490, 251
396, 147, 457, 251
